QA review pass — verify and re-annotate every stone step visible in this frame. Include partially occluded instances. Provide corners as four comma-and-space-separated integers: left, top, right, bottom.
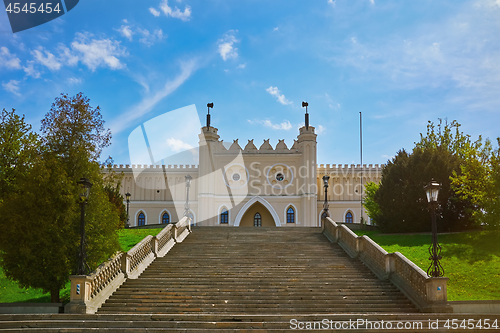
4, 314, 498, 332
95, 227, 419, 316
108, 290, 407, 296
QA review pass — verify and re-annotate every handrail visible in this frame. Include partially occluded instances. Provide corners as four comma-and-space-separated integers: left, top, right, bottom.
65, 217, 192, 314
322, 217, 451, 313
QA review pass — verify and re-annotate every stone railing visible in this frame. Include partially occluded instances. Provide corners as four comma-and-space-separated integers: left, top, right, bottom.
65, 217, 191, 314
322, 217, 452, 313
173, 215, 191, 243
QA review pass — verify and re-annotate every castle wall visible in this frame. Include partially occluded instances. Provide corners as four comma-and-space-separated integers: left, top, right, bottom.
111, 127, 383, 227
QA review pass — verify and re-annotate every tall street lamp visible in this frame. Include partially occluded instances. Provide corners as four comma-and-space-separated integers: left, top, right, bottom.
322, 175, 330, 218
76, 177, 92, 275
425, 179, 444, 277
184, 175, 192, 219
125, 192, 131, 228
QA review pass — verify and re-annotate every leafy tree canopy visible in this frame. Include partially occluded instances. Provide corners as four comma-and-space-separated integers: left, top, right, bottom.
0, 93, 120, 302
41, 92, 111, 180
0, 108, 40, 201
363, 181, 381, 225
373, 119, 497, 233
375, 147, 474, 233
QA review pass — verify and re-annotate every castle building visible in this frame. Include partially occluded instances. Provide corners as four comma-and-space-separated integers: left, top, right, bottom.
114, 121, 382, 227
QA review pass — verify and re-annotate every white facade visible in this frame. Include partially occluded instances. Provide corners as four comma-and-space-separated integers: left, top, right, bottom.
115, 125, 382, 227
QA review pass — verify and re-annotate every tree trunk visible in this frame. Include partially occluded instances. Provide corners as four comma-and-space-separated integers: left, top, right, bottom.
50, 287, 60, 303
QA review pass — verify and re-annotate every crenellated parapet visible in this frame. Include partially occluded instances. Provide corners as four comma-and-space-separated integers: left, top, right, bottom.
316, 163, 383, 182
212, 138, 302, 154
109, 164, 199, 172
316, 164, 384, 200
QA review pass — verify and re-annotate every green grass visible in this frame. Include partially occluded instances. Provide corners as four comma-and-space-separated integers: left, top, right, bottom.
0, 227, 162, 303
118, 228, 162, 252
354, 229, 500, 301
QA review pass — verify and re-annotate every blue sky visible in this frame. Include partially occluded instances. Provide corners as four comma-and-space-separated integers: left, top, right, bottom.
1, 0, 499, 166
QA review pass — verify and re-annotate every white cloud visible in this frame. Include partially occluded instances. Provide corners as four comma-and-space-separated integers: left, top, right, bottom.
327, 0, 336, 7
217, 31, 239, 61
117, 25, 134, 41
149, 7, 160, 17
158, 0, 191, 21
369, 0, 375, 4
109, 59, 198, 134
327, 2, 500, 110
237, 63, 246, 69
2, 80, 21, 96
23, 61, 40, 78
71, 32, 127, 71
264, 119, 292, 130
325, 93, 340, 109
67, 77, 82, 85
166, 138, 194, 152
316, 125, 326, 134
248, 119, 293, 130
0, 47, 21, 69
266, 86, 292, 105
138, 28, 165, 46
32, 47, 61, 70
58, 45, 79, 66
273, 27, 279, 31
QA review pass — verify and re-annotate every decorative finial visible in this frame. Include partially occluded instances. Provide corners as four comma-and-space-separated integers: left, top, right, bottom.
207, 102, 214, 128
302, 101, 309, 130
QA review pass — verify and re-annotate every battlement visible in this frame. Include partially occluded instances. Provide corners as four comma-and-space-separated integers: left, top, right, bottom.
110, 164, 199, 170
215, 138, 300, 154
317, 164, 384, 170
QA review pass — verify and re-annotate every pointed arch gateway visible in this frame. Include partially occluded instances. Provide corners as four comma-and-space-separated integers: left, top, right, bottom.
234, 196, 281, 227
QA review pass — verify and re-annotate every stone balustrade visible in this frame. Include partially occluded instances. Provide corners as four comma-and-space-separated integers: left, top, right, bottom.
65, 216, 191, 314
322, 217, 452, 313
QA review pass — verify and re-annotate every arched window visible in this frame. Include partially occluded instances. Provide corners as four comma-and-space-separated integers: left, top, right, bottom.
254, 212, 262, 227
287, 207, 295, 223
138, 212, 146, 226
162, 212, 170, 224
345, 211, 353, 224
220, 208, 229, 224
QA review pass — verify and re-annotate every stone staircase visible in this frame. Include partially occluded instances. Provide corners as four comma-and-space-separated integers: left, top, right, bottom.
99, 227, 417, 314
2, 227, 499, 331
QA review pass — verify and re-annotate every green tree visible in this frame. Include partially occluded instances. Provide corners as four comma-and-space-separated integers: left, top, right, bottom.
451, 136, 499, 228
0, 93, 120, 302
103, 157, 127, 229
0, 108, 40, 201
484, 140, 500, 227
363, 181, 381, 225
375, 146, 474, 233
41, 92, 111, 180
0, 153, 78, 302
374, 119, 496, 233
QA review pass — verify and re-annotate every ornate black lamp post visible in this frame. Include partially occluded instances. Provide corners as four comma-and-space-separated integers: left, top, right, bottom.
322, 175, 330, 218
425, 179, 444, 277
184, 175, 192, 218
125, 192, 131, 228
76, 177, 92, 275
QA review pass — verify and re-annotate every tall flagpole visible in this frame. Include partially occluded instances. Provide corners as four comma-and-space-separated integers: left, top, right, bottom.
360, 112, 363, 225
